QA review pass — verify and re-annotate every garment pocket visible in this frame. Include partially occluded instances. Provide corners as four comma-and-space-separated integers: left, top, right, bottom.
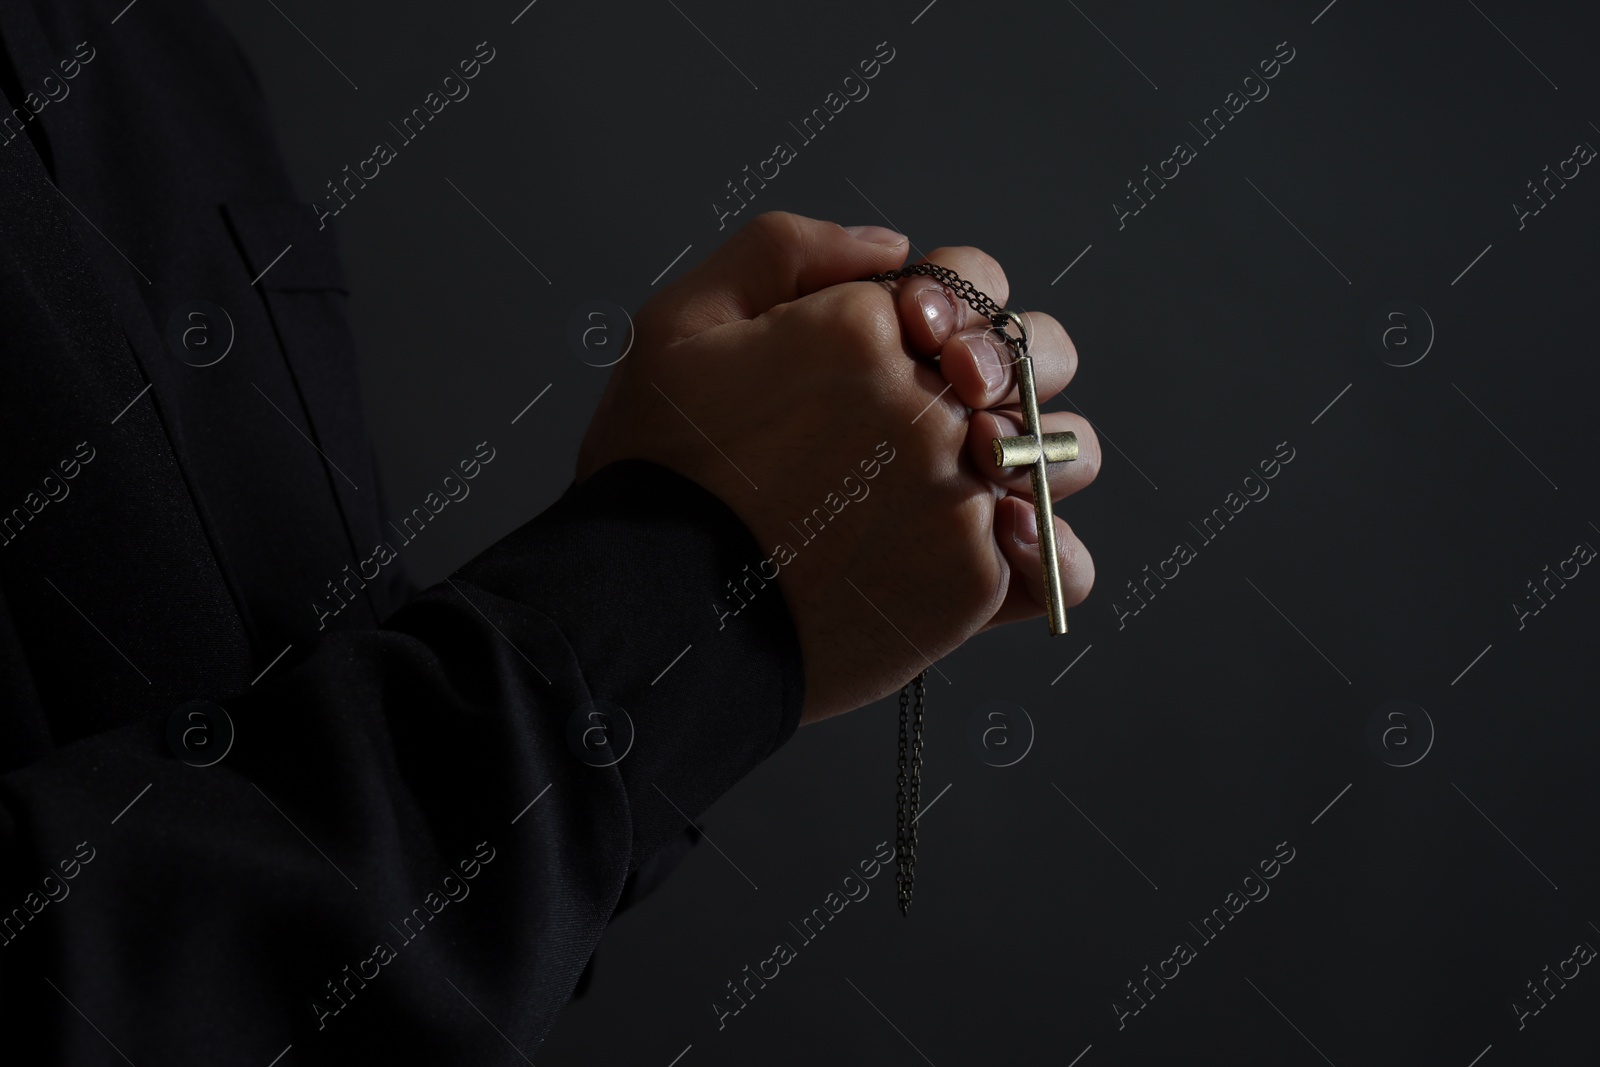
219, 200, 398, 617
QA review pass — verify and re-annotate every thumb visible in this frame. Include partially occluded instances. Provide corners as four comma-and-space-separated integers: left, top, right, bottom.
647, 211, 908, 342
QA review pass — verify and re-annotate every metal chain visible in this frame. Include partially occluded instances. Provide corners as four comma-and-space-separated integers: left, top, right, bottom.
895, 680, 911, 913
867, 262, 1011, 331
874, 262, 1010, 916
895, 668, 927, 916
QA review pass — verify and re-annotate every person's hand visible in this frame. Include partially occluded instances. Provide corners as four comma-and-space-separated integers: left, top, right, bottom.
576, 212, 1096, 723
876, 252, 1101, 630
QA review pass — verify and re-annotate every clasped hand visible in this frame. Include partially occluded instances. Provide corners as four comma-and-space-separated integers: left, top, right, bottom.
577, 212, 1099, 724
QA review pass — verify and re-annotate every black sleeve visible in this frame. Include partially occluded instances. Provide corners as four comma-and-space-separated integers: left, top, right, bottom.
0, 458, 804, 1064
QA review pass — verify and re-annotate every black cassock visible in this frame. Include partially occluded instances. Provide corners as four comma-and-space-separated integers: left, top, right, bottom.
0, 1, 802, 1061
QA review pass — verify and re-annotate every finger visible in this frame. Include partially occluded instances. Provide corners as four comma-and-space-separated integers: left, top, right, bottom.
966, 409, 1100, 499
941, 311, 1077, 410
647, 211, 909, 342
891, 245, 1010, 355
990, 494, 1094, 621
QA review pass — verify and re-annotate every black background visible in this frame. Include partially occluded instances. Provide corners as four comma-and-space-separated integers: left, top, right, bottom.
204, 0, 1600, 1062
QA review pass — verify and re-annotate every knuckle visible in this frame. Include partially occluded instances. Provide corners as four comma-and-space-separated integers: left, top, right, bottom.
1076, 425, 1103, 481
832, 285, 900, 358
754, 292, 798, 331
895, 423, 950, 489
974, 246, 1008, 287
1034, 313, 1075, 362
744, 210, 807, 260
1055, 520, 1094, 607
951, 246, 1009, 307
954, 496, 1006, 611
1066, 538, 1095, 606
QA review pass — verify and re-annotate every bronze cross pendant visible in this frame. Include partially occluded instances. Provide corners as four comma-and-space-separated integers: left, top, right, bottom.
987, 310, 1077, 635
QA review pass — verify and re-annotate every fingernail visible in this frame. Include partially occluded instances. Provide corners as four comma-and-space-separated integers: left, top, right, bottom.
842, 224, 906, 246
962, 329, 1006, 395
1016, 502, 1039, 546
991, 410, 1021, 439
917, 285, 960, 341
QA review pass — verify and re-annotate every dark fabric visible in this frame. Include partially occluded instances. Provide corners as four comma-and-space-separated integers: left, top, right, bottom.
0, 2, 804, 1062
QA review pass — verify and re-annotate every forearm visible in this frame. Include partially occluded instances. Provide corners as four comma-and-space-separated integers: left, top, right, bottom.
0, 457, 803, 1062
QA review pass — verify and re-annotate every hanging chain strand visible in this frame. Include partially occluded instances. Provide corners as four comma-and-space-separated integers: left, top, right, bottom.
873, 262, 1019, 917
895, 668, 927, 916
